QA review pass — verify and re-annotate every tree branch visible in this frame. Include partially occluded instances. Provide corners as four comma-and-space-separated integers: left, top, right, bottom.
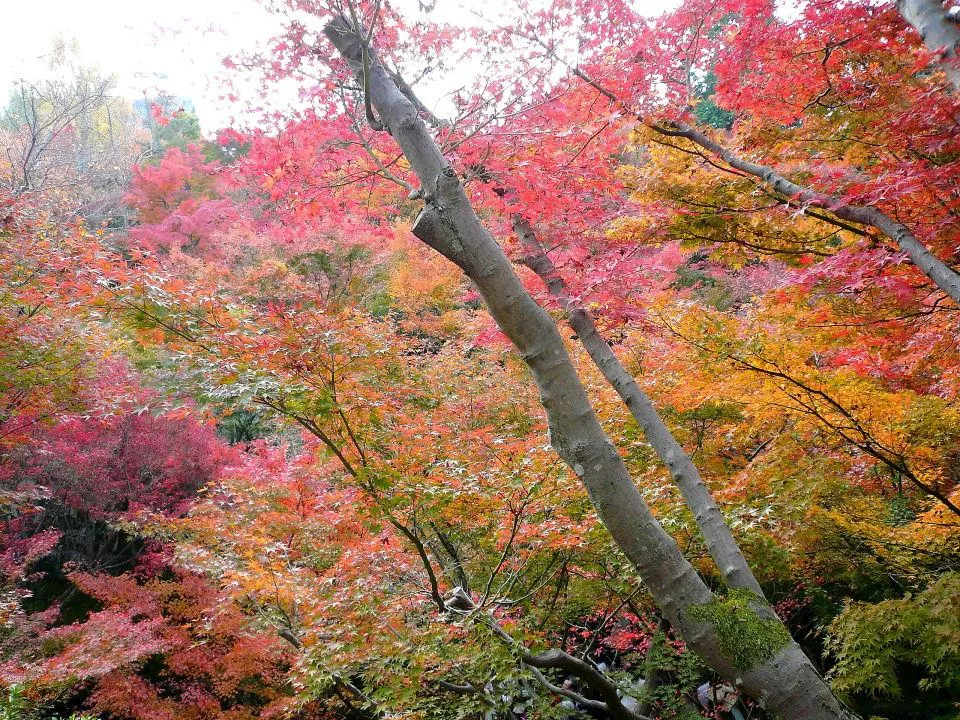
649, 120, 960, 304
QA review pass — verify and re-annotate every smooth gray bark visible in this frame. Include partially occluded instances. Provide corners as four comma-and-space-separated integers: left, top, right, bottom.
652, 120, 960, 305
514, 216, 764, 597
324, 16, 857, 720
897, 0, 960, 91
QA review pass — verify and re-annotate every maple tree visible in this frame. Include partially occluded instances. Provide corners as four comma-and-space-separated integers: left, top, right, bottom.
311, 11, 838, 718
0, 197, 99, 452
1, 1, 960, 719
240, 1, 956, 716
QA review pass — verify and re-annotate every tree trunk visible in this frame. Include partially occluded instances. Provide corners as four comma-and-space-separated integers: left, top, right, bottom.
897, 0, 960, 91
515, 216, 764, 597
324, 16, 858, 720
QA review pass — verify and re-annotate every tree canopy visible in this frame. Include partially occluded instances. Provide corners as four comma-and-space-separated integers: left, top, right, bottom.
1, 2, 959, 720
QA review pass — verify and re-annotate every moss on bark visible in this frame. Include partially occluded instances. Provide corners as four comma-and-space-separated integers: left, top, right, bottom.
688, 589, 792, 671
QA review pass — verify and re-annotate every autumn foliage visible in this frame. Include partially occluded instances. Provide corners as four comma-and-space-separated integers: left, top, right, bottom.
1, 1, 960, 719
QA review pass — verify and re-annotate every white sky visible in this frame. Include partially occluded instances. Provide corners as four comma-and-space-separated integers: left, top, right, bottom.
0, 0, 280, 131
0, 1, 678, 133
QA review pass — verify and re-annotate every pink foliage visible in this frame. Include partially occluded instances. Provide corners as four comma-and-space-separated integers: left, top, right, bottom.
124, 146, 237, 257
14, 409, 236, 519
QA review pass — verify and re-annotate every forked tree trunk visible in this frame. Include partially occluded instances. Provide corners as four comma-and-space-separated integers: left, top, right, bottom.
324, 17, 858, 720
